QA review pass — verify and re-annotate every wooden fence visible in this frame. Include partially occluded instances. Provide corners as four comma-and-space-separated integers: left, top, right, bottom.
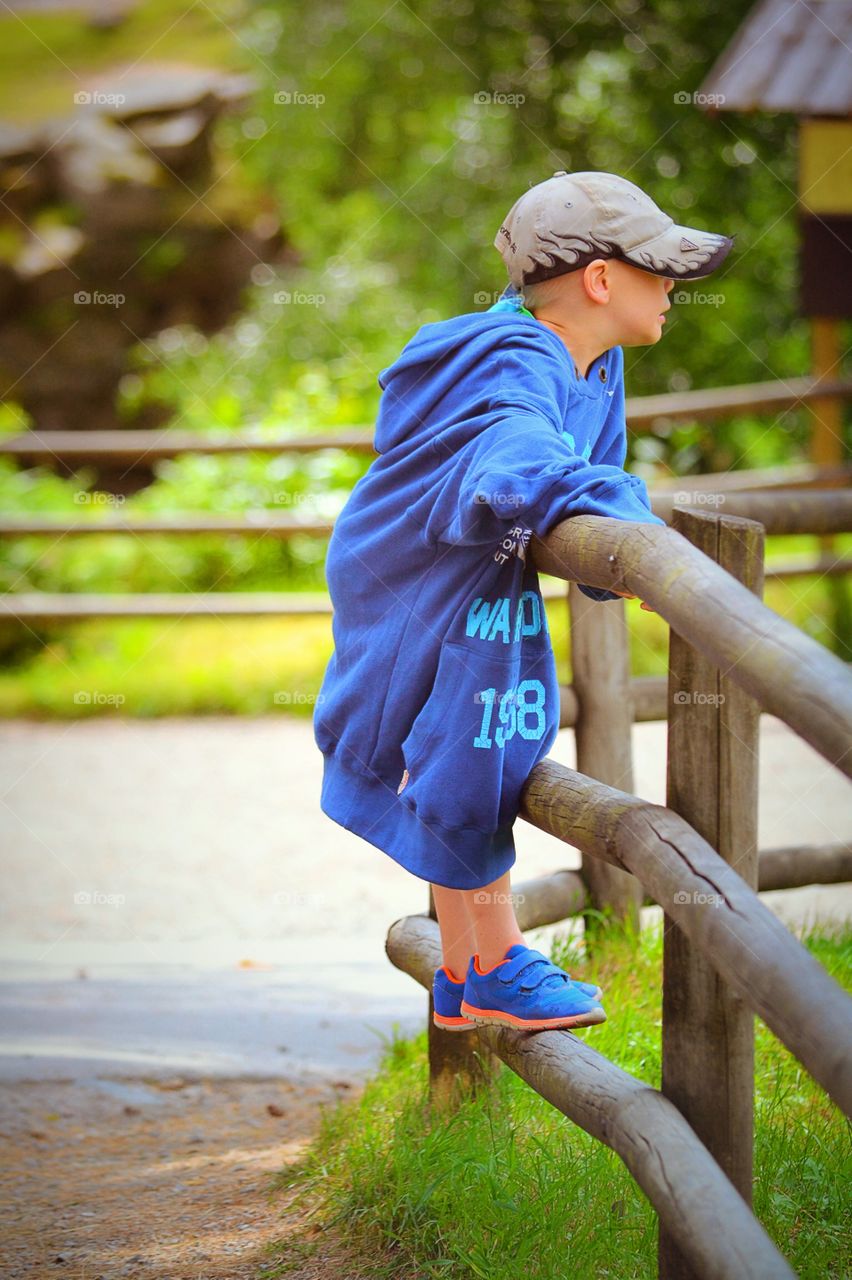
1, 384, 851, 622
3, 377, 851, 1274
2, 482, 850, 621
386, 501, 852, 1280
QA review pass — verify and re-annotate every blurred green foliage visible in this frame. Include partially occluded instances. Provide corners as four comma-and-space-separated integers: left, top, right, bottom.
1, 0, 849, 629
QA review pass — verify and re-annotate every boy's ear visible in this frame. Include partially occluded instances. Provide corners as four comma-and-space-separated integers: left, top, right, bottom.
583, 258, 612, 306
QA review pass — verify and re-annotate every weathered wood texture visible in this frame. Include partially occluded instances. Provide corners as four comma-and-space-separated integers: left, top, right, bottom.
569, 580, 643, 928
647, 487, 852, 532
560, 668, 851, 730
519, 762, 852, 1120
386, 912, 795, 1280
531, 514, 852, 780
425, 887, 498, 1107
659, 511, 763, 1279
758, 842, 852, 891
512, 868, 588, 928
498, 852, 852, 923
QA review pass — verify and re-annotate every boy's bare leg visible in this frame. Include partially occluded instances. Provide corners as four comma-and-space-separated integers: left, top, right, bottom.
463, 869, 525, 970
432, 869, 525, 977
430, 883, 477, 981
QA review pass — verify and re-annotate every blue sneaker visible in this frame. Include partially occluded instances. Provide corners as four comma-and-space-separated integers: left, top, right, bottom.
433, 964, 476, 1031
432, 952, 603, 1031
460, 944, 607, 1031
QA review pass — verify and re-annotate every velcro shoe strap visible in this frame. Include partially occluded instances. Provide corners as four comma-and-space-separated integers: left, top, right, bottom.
497, 948, 563, 987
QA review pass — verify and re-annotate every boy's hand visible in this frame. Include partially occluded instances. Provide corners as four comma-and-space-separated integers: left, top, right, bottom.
611, 589, 656, 612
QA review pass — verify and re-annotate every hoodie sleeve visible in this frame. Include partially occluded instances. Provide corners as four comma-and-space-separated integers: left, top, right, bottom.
424, 335, 666, 603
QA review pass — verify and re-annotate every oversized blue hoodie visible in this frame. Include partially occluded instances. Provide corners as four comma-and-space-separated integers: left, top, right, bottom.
313, 289, 666, 890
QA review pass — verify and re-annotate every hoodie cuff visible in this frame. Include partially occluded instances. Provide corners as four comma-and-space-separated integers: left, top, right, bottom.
576, 583, 623, 602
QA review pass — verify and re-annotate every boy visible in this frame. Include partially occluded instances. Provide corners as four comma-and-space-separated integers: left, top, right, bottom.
313, 171, 734, 1032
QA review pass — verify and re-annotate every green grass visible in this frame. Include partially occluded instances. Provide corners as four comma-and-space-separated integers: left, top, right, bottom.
263, 920, 852, 1280
0, 614, 334, 718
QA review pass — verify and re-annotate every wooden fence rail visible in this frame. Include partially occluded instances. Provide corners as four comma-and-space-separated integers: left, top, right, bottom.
2, 573, 851, 624
757, 842, 852, 890
1, 488, 849, 626
512, 846, 852, 913
519, 762, 852, 1119
2, 375, 849, 462
0, 486, 850, 535
386, 913, 796, 1280
531, 513, 852, 780
386, 500, 851, 1278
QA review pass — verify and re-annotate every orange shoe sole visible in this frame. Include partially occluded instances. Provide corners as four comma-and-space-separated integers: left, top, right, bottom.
432, 1011, 476, 1031
459, 1000, 607, 1031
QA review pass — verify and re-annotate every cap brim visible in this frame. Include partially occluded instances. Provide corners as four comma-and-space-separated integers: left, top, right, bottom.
623, 225, 735, 280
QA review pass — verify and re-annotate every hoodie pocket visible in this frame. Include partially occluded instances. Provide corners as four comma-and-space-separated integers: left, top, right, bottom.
398, 635, 559, 832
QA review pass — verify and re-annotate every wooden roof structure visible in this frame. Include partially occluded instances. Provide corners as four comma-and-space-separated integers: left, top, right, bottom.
699, 0, 852, 116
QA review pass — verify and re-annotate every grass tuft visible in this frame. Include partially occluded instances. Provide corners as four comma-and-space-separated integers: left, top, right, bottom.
266, 919, 852, 1279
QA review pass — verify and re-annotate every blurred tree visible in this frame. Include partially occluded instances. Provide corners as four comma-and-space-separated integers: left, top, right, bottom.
221, 0, 838, 474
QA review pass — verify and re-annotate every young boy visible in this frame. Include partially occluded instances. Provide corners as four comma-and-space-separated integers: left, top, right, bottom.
313, 170, 734, 1033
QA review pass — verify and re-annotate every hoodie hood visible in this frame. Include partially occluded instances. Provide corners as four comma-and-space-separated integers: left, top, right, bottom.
374, 307, 576, 455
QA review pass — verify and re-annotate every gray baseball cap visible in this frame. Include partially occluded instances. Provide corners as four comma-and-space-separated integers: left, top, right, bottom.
495, 170, 734, 287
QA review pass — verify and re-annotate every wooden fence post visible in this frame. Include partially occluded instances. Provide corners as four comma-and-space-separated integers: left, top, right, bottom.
426, 887, 499, 1111
569, 580, 643, 936
810, 317, 851, 662
658, 508, 764, 1279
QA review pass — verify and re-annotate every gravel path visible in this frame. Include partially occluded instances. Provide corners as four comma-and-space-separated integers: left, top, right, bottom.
0, 1073, 370, 1280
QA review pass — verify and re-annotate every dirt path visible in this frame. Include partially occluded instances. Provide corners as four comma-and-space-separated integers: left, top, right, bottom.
0, 1074, 363, 1280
